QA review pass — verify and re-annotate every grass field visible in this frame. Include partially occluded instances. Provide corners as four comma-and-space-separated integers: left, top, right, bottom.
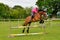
0, 20, 60, 40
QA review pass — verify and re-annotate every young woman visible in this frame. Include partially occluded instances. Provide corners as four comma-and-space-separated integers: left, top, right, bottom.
31, 7, 39, 19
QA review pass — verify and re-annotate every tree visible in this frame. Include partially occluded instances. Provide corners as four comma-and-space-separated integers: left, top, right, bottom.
13, 5, 23, 9
36, 0, 60, 18
0, 3, 10, 19
12, 5, 26, 19
25, 7, 32, 16
0, 3, 34, 19
48, 1, 60, 18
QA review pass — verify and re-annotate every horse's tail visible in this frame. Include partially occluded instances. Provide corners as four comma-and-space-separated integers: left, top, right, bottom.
23, 22, 28, 26
23, 16, 31, 26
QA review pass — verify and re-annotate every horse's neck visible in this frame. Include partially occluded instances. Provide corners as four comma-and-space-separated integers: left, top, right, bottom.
35, 13, 40, 17
37, 13, 43, 19
35, 13, 41, 19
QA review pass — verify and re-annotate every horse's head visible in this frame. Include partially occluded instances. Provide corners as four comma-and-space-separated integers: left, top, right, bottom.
38, 10, 48, 20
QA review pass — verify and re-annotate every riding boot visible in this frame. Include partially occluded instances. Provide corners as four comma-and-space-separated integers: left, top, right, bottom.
30, 16, 34, 22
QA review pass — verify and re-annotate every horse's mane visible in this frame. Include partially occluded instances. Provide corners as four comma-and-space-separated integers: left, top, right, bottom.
38, 9, 46, 12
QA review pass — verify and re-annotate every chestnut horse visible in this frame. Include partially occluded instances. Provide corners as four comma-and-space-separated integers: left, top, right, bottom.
22, 10, 48, 33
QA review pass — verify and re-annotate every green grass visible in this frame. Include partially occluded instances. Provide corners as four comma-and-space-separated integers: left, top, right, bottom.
0, 20, 60, 40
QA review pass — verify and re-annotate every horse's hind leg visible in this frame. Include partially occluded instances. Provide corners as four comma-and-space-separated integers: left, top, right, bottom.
27, 22, 31, 33
22, 23, 26, 33
22, 27, 25, 33
27, 27, 29, 33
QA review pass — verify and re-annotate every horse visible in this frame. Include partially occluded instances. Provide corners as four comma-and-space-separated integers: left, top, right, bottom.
22, 10, 48, 33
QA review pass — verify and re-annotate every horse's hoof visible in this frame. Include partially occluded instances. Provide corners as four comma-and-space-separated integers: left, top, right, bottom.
27, 32, 29, 33
22, 31, 24, 33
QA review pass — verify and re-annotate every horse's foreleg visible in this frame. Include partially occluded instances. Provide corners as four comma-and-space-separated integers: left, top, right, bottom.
42, 24, 46, 32
39, 20, 46, 33
43, 24, 46, 33
40, 23, 46, 33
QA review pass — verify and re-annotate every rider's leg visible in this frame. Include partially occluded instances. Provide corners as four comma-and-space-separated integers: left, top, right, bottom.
27, 22, 31, 33
31, 12, 35, 20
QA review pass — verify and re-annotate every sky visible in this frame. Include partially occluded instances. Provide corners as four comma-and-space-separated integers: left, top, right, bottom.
0, 0, 37, 8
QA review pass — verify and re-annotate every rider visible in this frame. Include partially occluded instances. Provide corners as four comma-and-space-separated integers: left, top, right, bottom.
31, 6, 39, 21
